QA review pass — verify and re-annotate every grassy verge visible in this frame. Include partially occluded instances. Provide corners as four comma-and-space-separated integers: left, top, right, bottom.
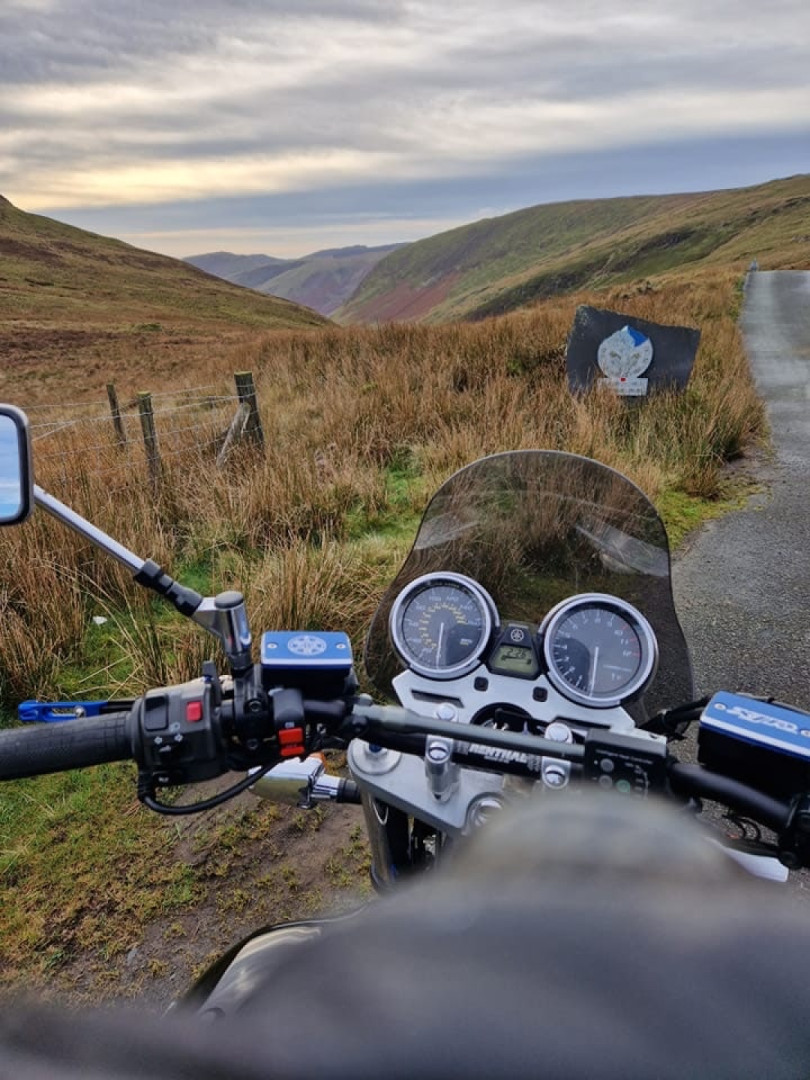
0, 763, 199, 986
656, 481, 760, 550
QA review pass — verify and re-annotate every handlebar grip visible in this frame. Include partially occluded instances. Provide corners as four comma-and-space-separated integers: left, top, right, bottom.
0, 711, 134, 781
668, 762, 791, 832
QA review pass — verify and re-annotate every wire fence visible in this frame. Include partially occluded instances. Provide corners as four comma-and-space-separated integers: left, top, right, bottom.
28, 373, 264, 503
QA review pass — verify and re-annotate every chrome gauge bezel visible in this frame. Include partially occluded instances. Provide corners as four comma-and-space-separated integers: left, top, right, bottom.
539, 593, 658, 709
389, 572, 498, 681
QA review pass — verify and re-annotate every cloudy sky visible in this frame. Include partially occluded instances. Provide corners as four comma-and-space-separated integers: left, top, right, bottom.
2, 0, 808, 258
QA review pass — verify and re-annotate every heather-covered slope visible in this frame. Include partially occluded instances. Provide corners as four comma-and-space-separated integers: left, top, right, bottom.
336, 176, 810, 323
0, 195, 328, 399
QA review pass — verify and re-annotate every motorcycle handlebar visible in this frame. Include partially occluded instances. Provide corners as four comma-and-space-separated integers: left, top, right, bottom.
668, 762, 791, 832
339, 700, 802, 832
0, 690, 800, 845
0, 710, 134, 781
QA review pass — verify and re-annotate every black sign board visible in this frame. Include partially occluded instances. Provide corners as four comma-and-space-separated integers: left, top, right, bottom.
566, 306, 699, 395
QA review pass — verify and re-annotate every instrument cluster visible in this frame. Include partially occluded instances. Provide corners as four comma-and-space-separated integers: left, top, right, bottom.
389, 571, 658, 710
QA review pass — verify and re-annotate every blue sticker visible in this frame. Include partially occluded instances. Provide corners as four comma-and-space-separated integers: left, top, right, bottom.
701, 692, 810, 760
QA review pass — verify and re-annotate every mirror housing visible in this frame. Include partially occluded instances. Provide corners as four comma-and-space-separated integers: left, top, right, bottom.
0, 405, 34, 525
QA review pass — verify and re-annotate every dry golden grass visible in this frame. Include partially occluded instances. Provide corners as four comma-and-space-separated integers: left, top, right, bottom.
0, 266, 763, 707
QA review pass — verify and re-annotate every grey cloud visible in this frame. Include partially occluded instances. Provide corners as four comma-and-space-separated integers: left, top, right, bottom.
49, 128, 810, 242
59, 131, 810, 229
4, 0, 807, 97
2, 0, 808, 228
0, 0, 404, 84
3, 0, 807, 123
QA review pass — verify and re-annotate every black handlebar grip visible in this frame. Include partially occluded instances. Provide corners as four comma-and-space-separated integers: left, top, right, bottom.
668, 762, 791, 832
0, 712, 134, 781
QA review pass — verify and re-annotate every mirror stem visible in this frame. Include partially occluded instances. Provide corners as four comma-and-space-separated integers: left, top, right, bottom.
34, 485, 145, 573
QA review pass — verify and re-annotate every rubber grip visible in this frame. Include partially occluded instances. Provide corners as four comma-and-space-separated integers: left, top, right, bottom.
668, 762, 790, 832
0, 711, 134, 780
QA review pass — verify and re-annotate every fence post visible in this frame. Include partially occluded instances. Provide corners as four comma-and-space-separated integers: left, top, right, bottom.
234, 371, 265, 452
216, 402, 250, 467
137, 392, 161, 490
106, 383, 126, 448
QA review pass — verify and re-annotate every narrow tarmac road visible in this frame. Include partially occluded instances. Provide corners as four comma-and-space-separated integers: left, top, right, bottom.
672, 270, 810, 897
673, 270, 810, 711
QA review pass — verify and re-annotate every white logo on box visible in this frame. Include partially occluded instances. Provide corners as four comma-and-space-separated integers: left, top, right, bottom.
288, 634, 328, 656
597, 326, 653, 396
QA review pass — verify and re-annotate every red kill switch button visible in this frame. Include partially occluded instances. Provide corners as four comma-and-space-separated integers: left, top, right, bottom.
279, 727, 305, 757
186, 700, 203, 723
279, 728, 304, 746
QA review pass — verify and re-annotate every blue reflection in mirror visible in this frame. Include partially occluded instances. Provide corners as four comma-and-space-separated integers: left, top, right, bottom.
0, 406, 33, 525
0, 415, 23, 520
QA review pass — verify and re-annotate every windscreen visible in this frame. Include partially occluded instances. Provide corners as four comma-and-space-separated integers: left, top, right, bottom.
364, 451, 693, 717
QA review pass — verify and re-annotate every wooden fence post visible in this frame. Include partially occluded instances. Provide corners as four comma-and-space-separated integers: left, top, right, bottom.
216, 402, 250, 467
234, 372, 265, 452
137, 392, 161, 490
106, 383, 126, 448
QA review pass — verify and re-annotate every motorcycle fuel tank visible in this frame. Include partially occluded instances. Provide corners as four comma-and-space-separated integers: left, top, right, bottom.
178, 910, 365, 1019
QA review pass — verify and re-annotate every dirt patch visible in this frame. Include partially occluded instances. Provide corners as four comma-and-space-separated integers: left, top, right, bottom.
18, 784, 372, 1013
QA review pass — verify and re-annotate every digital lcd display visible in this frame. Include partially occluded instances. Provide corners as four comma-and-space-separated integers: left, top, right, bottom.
490, 643, 539, 678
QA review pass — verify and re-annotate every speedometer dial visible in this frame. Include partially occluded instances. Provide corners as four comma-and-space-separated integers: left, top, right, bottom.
540, 594, 657, 708
389, 572, 497, 680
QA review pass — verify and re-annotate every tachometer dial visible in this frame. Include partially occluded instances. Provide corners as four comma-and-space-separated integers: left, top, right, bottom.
540, 594, 657, 708
389, 572, 497, 680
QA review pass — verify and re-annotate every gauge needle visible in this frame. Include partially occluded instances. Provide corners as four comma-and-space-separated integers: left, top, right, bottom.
436, 620, 445, 665
589, 645, 600, 694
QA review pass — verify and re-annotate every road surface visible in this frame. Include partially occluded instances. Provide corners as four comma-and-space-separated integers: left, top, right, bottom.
672, 270, 810, 895
673, 271, 810, 711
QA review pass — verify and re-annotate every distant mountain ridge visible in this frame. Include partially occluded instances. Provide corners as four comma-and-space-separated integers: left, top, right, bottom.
187, 251, 287, 279
185, 244, 405, 316
335, 175, 810, 324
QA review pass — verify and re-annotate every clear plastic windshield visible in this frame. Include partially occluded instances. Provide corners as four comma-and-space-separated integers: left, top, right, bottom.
364, 451, 693, 716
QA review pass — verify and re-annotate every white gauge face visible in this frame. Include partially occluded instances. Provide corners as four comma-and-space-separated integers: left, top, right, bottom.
389, 572, 497, 680
540, 593, 658, 708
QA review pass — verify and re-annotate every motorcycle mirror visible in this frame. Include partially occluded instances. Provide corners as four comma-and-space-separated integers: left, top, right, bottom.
0, 405, 34, 525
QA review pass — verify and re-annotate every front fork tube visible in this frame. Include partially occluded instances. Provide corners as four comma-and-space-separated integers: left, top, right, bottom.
361, 793, 439, 891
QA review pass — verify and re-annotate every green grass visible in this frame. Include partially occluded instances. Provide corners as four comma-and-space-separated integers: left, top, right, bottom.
0, 762, 199, 985
656, 482, 757, 550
